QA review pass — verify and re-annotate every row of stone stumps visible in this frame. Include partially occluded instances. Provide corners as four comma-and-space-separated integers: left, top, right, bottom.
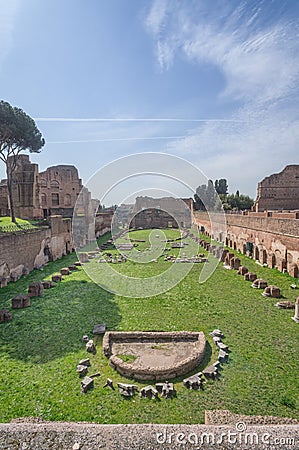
0, 262, 82, 324
195, 234, 299, 322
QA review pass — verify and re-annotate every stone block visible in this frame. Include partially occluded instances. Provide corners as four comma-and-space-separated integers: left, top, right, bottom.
140, 385, 159, 399
93, 323, 106, 335
0, 309, 12, 323
42, 280, 55, 289
263, 285, 281, 298
12, 295, 30, 309
244, 272, 257, 281
76, 364, 88, 377
183, 373, 202, 390
60, 267, 70, 276
81, 376, 94, 393
79, 358, 91, 367
117, 382, 139, 397
156, 382, 176, 398
28, 281, 44, 298
203, 365, 218, 379
86, 339, 96, 354
238, 266, 248, 275
79, 253, 89, 263
230, 257, 241, 270
251, 278, 268, 289
52, 274, 62, 283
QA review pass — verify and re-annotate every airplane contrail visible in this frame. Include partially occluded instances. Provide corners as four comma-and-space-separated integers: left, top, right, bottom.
35, 117, 244, 123
47, 135, 194, 144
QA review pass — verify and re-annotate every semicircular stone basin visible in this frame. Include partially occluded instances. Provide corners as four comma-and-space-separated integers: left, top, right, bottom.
103, 331, 206, 381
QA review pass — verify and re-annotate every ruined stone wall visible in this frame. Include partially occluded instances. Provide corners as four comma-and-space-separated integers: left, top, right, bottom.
131, 197, 192, 229
95, 212, 113, 237
193, 212, 299, 276
39, 165, 83, 218
8, 155, 42, 219
0, 216, 74, 286
103, 331, 206, 381
0, 181, 9, 216
0, 228, 50, 279
254, 165, 299, 211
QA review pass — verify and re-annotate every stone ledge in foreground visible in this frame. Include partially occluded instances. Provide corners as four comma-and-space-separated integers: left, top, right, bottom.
0, 421, 298, 450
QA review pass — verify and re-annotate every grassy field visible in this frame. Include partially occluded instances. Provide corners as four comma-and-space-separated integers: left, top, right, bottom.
0, 216, 38, 232
0, 230, 298, 424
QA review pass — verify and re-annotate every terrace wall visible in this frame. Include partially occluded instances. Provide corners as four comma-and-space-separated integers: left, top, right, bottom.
0, 216, 74, 285
193, 212, 299, 277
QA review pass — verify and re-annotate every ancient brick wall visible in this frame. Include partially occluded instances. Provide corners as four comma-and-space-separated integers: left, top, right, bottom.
0, 216, 75, 285
0, 180, 8, 216
39, 165, 83, 218
8, 155, 42, 219
95, 212, 113, 237
0, 228, 51, 276
193, 212, 299, 276
254, 165, 299, 211
131, 197, 192, 229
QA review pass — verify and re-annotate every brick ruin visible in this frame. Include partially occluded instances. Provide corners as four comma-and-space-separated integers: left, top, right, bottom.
131, 196, 193, 229
39, 164, 85, 218
194, 211, 299, 277
0, 155, 94, 220
254, 165, 299, 212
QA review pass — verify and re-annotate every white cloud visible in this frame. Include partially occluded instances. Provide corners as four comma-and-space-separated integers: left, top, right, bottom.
144, 1, 299, 197
145, 0, 169, 36
146, 1, 299, 103
0, 0, 20, 70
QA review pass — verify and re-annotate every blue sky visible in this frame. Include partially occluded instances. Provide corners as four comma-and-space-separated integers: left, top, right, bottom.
0, 0, 298, 200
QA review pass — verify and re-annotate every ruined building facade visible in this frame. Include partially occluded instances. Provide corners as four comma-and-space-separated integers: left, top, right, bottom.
0, 155, 90, 219
254, 165, 299, 212
131, 196, 193, 229
39, 165, 84, 218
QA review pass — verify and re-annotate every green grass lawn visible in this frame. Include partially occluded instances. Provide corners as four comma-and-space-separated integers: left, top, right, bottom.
0, 230, 298, 424
0, 216, 37, 232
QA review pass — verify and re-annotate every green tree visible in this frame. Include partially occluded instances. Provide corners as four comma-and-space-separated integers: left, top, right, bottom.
194, 179, 218, 211
0, 101, 45, 222
214, 178, 228, 195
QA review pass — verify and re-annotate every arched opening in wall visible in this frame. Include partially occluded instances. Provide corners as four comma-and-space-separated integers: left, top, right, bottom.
245, 242, 253, 256
233, 242, 237, 250
225, 237, 229, 246
44, 245, 53, 262
243, 244, 246, 254
219, 232, 223, 242
262, 249, 267, 264
66, 241, 71, 254
229, 240, 233, 247
40, 179, 47, 188
64, 194, 71, 207
287, 253, 293, 265
270, 253, 276, 268
50, 180, 59, 189
254, 246, 259, 261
